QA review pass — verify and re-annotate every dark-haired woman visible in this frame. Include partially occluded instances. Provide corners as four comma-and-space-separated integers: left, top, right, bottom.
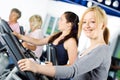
13, 11, 79, 80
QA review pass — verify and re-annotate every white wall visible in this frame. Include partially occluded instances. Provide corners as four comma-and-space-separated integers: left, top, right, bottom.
0, 0, 49, 31
47, 1, 87, 18
107, 15, 120, 55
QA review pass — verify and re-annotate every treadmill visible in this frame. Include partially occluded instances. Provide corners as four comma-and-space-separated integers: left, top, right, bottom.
0, 19, 38, 80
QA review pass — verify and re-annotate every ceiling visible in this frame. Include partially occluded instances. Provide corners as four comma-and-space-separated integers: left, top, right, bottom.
56, 0, 120, 17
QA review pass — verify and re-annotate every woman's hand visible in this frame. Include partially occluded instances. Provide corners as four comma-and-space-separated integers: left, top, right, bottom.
12, 31, 21, 39
22, 42, 36, 50
45, 61, 53, 66
22, 42, 28, 48
18, 59, 39, 73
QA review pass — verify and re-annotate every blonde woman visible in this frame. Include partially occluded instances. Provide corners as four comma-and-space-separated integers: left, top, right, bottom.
22, 15, 44, 58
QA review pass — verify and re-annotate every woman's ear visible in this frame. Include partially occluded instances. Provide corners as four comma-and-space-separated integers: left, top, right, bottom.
67, 22, 72, 29
100, 23, 105, 30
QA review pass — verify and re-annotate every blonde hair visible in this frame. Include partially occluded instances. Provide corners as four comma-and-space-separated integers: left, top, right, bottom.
29, 15, 42, 29
78, 6, 109, 44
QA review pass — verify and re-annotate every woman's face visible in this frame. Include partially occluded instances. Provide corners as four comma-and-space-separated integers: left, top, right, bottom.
29, 21, 34, 30
58, 14, 70, 31
29, 21, 38, 31
82, 11, 102, 39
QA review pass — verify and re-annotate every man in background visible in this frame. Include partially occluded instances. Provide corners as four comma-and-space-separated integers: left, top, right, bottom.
8, 8, 21, 33
7, 8, 21, 68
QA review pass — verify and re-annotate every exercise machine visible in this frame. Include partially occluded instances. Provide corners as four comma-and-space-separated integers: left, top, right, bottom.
0, 19, 38, 80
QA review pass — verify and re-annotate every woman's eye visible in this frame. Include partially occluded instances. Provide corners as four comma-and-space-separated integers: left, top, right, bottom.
91, 21, 95, 23
83, 21, 86, 24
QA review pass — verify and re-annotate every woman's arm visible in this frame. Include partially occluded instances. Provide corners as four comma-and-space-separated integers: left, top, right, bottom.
13, 31, 51, 46
55, 45, 110, 79
18, 45, 110, 79
22, 42, 36, 51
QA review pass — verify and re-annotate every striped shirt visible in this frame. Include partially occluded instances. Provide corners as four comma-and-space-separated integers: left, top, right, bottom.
8, 22, 20, 33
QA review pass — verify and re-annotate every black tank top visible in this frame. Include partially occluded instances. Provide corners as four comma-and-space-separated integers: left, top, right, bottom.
52, 43, 68, 65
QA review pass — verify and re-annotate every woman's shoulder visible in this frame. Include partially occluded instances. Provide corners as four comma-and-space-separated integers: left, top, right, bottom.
28, 29, 43, 38
98, 45, 109, 50
32, 29, 43, 35
34, 29, 42, 33
64, 37, 77, 49
93, 45, 110, 56
65, 37, 76, 43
